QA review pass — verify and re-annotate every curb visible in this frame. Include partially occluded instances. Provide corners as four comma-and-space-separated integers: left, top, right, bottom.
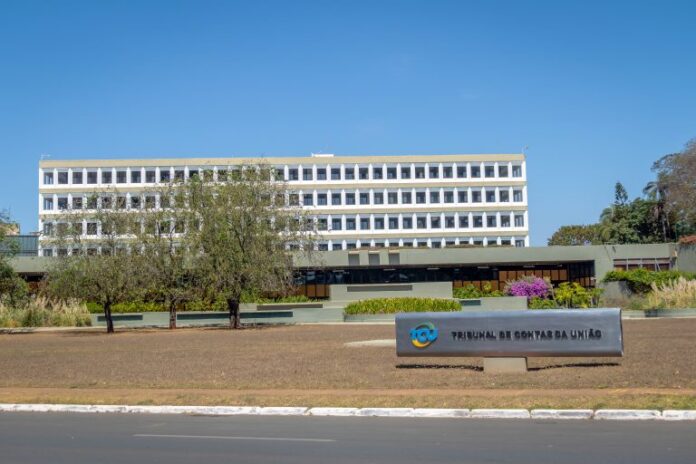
1, 404, 695, 421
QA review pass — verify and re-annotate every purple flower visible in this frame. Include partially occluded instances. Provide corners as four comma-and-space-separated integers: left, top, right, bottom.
504, 276, 551, 300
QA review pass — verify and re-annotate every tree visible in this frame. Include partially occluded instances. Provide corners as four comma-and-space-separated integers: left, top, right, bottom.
547, 224, 602, 246
44, 191, 145, 333
183, 165, 316, 328
0, 211, 28, 305
135, 181, 194, 329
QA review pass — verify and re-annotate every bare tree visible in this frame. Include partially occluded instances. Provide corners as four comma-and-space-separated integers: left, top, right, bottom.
183, 165, 316, 328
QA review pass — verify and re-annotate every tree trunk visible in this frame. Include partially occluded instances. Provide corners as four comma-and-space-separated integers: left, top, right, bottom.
169, 301, 177, 330
104, 301, 114, 334
227, 298, 240, 329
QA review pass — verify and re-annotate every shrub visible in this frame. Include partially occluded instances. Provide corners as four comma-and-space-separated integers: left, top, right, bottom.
528, 297, 559, 309
602, 269, 696, 294
0, 296, 91, 327
453, 283, 504, 299
344, 297, 461, 315
504, 276, 552, 300
646, 277, 696, 309
554, 282, 603, 308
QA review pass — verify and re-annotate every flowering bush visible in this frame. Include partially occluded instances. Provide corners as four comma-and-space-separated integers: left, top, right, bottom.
504, 276, 552, 300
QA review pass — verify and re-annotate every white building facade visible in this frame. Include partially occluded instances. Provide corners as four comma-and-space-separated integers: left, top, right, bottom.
38, 153, 529, 256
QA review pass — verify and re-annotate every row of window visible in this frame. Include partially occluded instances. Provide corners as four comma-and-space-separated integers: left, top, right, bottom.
42, 163, 524, 185
42, 188, 525, 211
314, 214, 525, 231
40, 236, 527, 256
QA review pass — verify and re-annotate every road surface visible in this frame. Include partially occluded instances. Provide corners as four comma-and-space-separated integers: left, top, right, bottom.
1, 412, 694, 463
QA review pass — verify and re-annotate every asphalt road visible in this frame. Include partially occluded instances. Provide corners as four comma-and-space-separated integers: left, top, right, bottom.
1, 412, 695, 464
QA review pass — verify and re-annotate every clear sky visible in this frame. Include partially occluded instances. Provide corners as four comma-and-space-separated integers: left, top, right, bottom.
1, 0, 694, 245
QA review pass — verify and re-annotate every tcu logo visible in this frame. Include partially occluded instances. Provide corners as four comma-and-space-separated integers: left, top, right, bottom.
410, 322, 438, 349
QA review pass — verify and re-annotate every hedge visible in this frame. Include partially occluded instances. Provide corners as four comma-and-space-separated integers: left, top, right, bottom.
602, 269, 696, 294
343, 297, 461, 315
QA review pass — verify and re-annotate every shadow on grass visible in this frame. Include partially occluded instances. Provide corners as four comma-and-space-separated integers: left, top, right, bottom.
528, 362, 621, 371
396, 364, 483, 372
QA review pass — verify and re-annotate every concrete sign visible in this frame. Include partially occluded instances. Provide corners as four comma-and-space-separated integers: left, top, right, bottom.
396, 309, 623, 357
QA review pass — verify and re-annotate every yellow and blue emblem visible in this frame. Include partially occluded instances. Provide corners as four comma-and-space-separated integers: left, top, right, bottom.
410, 322, 438, 348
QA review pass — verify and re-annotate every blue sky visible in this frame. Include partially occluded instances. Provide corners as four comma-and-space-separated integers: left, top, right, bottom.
1, 0, 694, 245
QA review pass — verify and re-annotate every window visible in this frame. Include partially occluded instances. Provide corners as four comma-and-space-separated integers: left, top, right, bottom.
43, 197, 54, 210
387, 167, 397, 179
145, 196, 155, 209
473, 215, 483, 228
415, 167, 425, 179
360, 217, 370, 230
72, 197, 83, 210
388, 217, 399, 229
345, 193, 355, 205
388, 192, 398, 204
513, 190, 523, 202
317, 168, 326, 180
443, 166, 453, 178
431, 217, 441, 228
401, 192, 412, 204
458, 191, 468, 203
429, 166, 439, 178
86, 223, 98, 235
501, 216, 511, 227
317, 193, 327, 205
372, 167, 383, 179
87, 171, 98, 184
486, 190, 496, 202
318, 243, 329, 251
87, 196, 98, 209
485, 166, 495, 178
457, 166, 467, 178
303, 194, 314, 206
346, 218, 356, 230
288, 168, 299, 181
515, 215, 525, 227
273, 168, 283, 180
487, 216, 497, 227
501, 238, 512, 246
498, 165, 509, 177
303, 168, 313, 181
445, 216, 455, 228
102, 171, 113, 183
417, 217, 427, 229
159, 170, 170, 182
512, 165, 522, 177
217, 170, 228, 181
43, 172, 54, 185
131, 170, 141, 183
432, 242, 442, 249
429, 191, 440, 203
359, 168, 369, 180
459, 216, 469, 228
317, 218, 328, 231
444, 191, 454, 203
116, 196, 126, 210
58, 172, 68, 184
57, 197, 68, 210
116, 171, 127, 183
189, 169, 199, 179
500, 190, 510, 202
374, 218, 384, 230
416, 192, 426, 204
345, 167, 355, 180
43, 223, 54, 236
515, 239, 525, 247
72, 171, 83, 184
131, 196, 141, 209
289, 194, 299, 206
143, 170, 154, 183
174, 170, 185, 181
402, 217, 413, 228
487, 238, 499, 246
401, 166, 411, 179
373, 192, 384, 205
332, 218, 342, 230
331, 168, 341, 180
43, 249, 53, 257
331, 193, 342, 205
471, 166, 481, 178
472, 190, 482, 203
360, 192, 370, 205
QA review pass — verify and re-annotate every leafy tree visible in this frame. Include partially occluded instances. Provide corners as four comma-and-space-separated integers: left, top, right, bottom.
44, 191, 145, 333
0, 211, 28, 305
183, 164, 316, 328
547, 224, 602, 246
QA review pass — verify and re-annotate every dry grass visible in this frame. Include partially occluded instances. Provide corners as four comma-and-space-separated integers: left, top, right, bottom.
648, 277, 696, 309
1, 319, 695, 409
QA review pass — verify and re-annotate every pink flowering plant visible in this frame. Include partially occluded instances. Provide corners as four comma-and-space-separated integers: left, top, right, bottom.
504, 276, 552, 300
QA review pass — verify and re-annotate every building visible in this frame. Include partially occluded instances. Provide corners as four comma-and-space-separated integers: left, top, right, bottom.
37, 153, 529, 256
